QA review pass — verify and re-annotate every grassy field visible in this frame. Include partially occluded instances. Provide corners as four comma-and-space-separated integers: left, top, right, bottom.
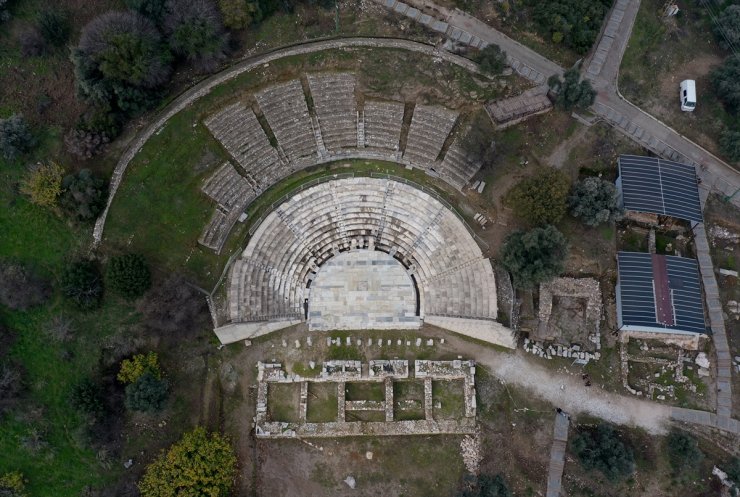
619, 0, 737, 167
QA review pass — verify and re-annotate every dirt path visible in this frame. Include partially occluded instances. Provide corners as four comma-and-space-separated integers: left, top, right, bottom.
442, 334, 672, 434
544, 126, 589, 169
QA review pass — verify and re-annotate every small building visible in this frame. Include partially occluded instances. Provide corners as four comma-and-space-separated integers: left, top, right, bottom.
616, 251, 706, 348
616, 154, 703, 227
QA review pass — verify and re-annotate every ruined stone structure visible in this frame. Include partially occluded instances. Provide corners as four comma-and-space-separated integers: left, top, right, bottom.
216, 177, 514, 349
254, 360, 477, 438
199, 73, 485, 252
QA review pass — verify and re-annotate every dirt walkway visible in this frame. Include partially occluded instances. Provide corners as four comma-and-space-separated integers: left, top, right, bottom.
544, 126, 589, 169
442, 334, 672, 434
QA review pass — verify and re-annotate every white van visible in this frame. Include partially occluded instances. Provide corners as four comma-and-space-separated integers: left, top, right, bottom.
680, 80, 696, 112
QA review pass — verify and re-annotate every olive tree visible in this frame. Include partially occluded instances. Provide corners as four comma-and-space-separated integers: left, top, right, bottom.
72, 11, 173, 115
501, 225, 568, 289
163, 0, 229, 73
548, 68, 596, 110
0, 114, 35, 160
568, 177, 622, 226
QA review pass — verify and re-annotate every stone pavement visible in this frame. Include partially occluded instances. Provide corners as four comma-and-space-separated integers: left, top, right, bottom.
671, 407, 740, 435
693, 226, 734, 419
545, 411, 570, 497
374, 0, 562, 85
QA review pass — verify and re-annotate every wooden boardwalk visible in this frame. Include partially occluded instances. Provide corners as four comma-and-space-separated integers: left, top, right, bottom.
546, 412, 570, 497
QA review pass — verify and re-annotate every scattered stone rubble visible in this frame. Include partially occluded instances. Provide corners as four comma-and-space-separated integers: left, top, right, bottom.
620, 338, 708, 401
460, 431, 482, 475
523, 338, 601, 363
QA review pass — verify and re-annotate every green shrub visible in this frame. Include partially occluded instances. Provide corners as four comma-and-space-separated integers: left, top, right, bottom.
72, 11, 173, 115
125, 372, 169, 412
107, 254, 151, 299
475, 44, 507, 76
712, 54, 740, 116
125, 0, 168, 23
138, 427, 236, 496
507, 167, 571, 225
218, 0, 263, 29
61, 260, 104, 309
569, 177, 622, 226
548, 68, 596, 110
529, 0, 611, 54
666, 430, 702, 473
37, 8, 71, 47
0, 114, 35, 160
163, 0, 230, 73
59, 169, 108, 222
719, 128, 740, 162
501, 225, 567, 288
714, 5, 740, 53
71, 378, 105, 416
0, 471, 27, 497
572, 423, 635, 480
479, 474, 511, 497
118, 352, 162, 384
19, 162, 64, 208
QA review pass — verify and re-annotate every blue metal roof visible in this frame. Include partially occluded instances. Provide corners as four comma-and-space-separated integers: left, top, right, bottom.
618, 155, 703, 223
616, 251, 706, 335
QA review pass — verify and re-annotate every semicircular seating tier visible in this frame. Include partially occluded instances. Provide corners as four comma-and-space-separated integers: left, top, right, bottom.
198, 72, 484, 252
215, 177, 515, 349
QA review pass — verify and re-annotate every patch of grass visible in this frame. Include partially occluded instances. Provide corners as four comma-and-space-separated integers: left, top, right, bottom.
394, 380, 425, 421
345, 411, 385, 422
307, 382, 338, 423
598, 224, 614, 241
291, 362, 321, 378
346, 382, 384, 402
267, 383, 300, 422
310, 461, 335, 489
432, 379, 465, 420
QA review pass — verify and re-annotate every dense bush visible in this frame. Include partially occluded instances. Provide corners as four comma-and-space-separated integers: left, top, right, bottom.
19, 162, 65, 208
712, 54, 740, 115
59, 169, 107, 222
107, 254, 151, 299
64, 128, 110, 159
218, 0, 263, 29
0, 114, 35, 160
507, 167, 571, 225
61, 260, 104, 310
501, 225, 567, 288
572, 423, 634, 480
163, 0, 230, 73
476, 44, 507, 76
0, 0, 9, 23
71, 378, 105, 416
548, 68, 596, 110
118, 352, 162, 384
17, 27, 46, 57
0, 361, 24, 415
0, 262, 52, 310
126, 0, 168, 23
124, 372, 169, 412
720, 128, 740, 161
529, 0, 611, 53
137, 274, 209, 335
37, 8, 71, 47
714, 5, 740, 53
72, 11, 173, 115
569, 177, 622, 226
0, 472, 26, 497
666, 430, 703, 473
138, 427, 237, 496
